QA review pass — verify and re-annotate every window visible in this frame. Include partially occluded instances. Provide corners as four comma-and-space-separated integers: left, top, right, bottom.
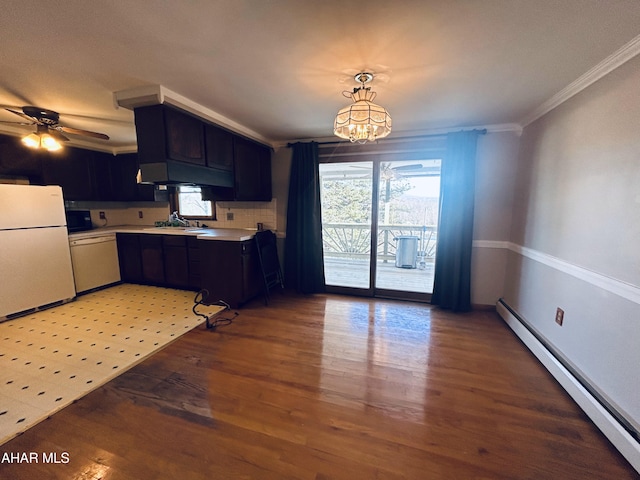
174, 186, 215, 219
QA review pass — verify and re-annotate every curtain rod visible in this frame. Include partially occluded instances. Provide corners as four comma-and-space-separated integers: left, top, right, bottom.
287, 129, 487, 148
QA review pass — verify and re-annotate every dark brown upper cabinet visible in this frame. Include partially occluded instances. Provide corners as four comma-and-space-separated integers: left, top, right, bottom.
108, 152, 158, 202
0, 133, 161, 202
205, 123, 234, 172
133, 104, 270, 198
135, 104, 206, 166
233, 137, 272, 201
201, 138, 272, 202
0, 134, 43, 182
41, 146, 98, 201
134, 105, 232, 187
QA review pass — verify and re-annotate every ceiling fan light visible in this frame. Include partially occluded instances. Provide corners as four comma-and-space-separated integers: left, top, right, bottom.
21, 133, 41, 149
40, 133, 62, 151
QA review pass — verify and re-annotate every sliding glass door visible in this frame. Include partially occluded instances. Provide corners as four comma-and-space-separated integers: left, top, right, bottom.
320, 158, 441, 301
320, 161, 374, 291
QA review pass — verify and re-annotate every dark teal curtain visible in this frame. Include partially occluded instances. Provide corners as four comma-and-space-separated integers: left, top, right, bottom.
431, 130, 483, 312
284, 142, 326, 293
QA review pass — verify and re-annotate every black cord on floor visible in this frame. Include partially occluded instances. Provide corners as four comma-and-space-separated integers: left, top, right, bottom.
193, 289, 239, 330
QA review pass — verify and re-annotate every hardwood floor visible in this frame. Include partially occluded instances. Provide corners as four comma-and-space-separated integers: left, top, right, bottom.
0, 291, 637, 479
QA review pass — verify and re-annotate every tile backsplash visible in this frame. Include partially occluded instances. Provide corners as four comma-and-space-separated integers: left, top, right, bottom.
213, 200, 277, 230
82, 199, 277, 231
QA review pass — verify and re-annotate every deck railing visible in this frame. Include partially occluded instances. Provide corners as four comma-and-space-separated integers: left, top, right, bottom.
322, 223, 437, 261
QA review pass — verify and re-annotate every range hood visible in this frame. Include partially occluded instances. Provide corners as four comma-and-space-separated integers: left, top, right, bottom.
138, 161, 233, 187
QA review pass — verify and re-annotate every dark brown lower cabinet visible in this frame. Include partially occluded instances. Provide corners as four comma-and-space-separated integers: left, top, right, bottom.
117, 233, 200, 291
117, 233, 143, 284
163, 235, 190, 289
187, 237, 201, 290
116, 232, 263, 303
140, 235, 165, 285
199, 239, 262, 308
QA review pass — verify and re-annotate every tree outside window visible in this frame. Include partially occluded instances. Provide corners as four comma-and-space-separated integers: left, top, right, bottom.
176, 186, 214, 218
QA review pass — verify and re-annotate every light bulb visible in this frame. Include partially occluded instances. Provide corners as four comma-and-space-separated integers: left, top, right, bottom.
40, 134, 62, 151
21, 133, 41, 149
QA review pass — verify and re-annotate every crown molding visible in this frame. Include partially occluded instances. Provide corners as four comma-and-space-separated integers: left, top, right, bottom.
276, 122, 523, 148
390, 123, 523, 137
113, 85, 275, 148
520, 34, 640, 127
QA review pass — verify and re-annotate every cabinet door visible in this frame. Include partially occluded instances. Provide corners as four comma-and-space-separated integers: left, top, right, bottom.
110, 153, 157, 201
233, 138, 272, 201
134, 105, 166, 165
164, 107, 206, 165
199, 240, 243, 308
205, 124, 234, 171
92, 152, 115, 201
41, 146, 96, 200
135, 105, 205, 166
163, 235, 190, 289
187, 237, 201, 290
256, 144, 272, 200
109, 153, 137, 201
140, 235, 165, 284
117, 233, 143, 284
196, 239, 264, 308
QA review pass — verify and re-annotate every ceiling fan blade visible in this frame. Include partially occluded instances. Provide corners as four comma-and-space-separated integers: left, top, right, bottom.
5, 108, 37, 124
46, 128, 70, 142
58, 126, 109, 140
0, 120, 35, 126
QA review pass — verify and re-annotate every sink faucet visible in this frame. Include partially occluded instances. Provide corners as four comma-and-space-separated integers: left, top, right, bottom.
169, 211, 189, 227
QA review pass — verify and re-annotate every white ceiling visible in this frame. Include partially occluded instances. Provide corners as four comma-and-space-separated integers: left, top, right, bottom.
1, 0, 639, 152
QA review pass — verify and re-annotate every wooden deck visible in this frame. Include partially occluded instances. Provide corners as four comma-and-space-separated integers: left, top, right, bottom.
1, 290, 636, 478
324, 256, 435, 292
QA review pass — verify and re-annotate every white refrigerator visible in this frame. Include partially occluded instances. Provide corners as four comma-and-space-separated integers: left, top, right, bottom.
0, 184, 76, 320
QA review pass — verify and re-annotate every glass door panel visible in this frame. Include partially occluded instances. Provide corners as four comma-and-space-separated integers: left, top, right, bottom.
375, 159, 441, 294
320, 162, 373, 290
320, 158, 441, 299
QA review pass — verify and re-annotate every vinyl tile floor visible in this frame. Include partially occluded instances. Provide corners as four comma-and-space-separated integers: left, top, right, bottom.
0, 284, 224, 446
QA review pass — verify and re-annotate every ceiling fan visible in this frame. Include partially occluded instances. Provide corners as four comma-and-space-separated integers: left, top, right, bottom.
1, 106, 110, 143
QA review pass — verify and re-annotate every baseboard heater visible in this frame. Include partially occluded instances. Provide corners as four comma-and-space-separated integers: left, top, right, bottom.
496, 298, 640, 473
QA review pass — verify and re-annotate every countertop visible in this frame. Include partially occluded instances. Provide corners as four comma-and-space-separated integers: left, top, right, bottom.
68, 225, 259, 242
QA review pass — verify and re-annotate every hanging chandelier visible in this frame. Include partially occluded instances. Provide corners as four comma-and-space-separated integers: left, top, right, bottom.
334, 72, 392, 143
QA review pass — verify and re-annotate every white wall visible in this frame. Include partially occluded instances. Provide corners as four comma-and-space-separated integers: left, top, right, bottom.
503, 55, 640, 434
471, 131, 521, 306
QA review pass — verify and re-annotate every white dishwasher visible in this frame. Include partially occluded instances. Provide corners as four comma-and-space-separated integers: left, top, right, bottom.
69, 233, 121, 293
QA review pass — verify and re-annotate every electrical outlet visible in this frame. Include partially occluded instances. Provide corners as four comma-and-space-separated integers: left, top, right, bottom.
555, 307, 564, 326
138, 210, 143, 219
99, 211, 106, 220
226, 212, 234, 221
